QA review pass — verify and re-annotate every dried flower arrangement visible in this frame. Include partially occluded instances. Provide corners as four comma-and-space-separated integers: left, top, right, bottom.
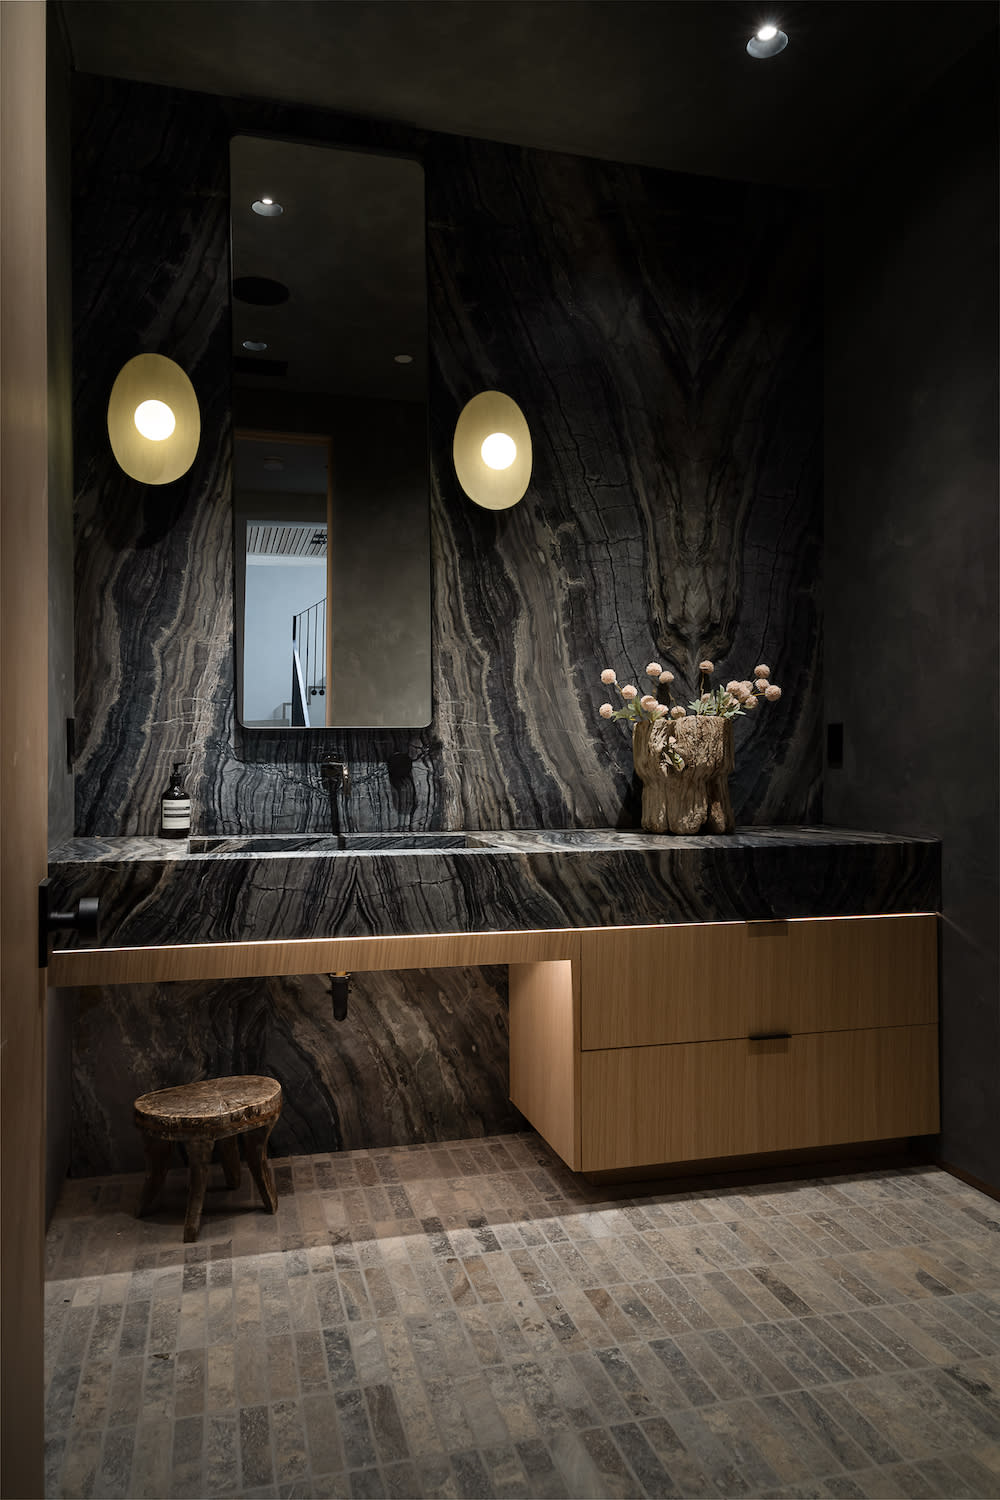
598, 658, 782, 773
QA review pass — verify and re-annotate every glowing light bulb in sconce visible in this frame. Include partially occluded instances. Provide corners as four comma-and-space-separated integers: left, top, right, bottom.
108, 354, 200, 483
757, 23, 777, 39
133, 399, 176, 441
480, 431, 517, 470
453, 390, 531, 509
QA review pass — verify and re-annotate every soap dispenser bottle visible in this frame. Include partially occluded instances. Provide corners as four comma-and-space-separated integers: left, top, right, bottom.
160, 762, 191, 839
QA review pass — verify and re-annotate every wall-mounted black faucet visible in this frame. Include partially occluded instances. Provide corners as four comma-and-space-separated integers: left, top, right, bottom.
320, 759, 349, 792
319, 760, 350, 843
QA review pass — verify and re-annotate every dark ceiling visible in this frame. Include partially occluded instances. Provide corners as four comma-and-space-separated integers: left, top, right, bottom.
60, 0, 997, 188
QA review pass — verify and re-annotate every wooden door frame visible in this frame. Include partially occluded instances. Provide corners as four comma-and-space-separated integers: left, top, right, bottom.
1, 2, 49, 1493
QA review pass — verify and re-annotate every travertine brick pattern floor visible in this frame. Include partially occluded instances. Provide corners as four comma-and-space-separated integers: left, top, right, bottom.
44, 1133, 1000, 1499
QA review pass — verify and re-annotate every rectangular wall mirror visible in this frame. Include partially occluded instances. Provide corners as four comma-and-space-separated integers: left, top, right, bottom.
230, 134, 432, 728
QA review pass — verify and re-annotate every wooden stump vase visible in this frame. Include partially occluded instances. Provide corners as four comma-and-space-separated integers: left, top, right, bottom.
632, 716, 735, 835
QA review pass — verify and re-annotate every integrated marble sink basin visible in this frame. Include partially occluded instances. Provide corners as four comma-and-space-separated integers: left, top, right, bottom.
187, 832, 502, 855
46, 827, 941, 951
188, 828, 848, 857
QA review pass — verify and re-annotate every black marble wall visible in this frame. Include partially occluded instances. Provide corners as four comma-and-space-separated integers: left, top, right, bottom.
68, 76, 822, 1171
72, 966, 520, 1176
72, 75, 822, 843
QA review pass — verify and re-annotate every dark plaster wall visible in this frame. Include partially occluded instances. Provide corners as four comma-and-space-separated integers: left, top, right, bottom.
824, 36, 999, 1189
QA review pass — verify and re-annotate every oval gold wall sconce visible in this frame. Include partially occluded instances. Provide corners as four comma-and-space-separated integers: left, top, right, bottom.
453, 390, 531, 510
107, 353, 200, 484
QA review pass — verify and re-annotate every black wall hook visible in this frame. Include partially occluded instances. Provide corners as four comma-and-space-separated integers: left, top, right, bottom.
38, 878, 100, 967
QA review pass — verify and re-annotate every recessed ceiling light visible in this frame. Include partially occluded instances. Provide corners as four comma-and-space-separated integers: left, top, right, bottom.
393, 353, 414, 364
252, 197, 284, 217
242, 340, 268, 352
747, 22, 788, 57
232, 276, 289, 306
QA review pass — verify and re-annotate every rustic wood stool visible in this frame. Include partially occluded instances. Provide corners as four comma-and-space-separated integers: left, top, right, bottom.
134, 1076, 282, 1242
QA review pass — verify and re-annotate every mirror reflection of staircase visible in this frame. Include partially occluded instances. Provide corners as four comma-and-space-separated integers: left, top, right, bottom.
291, 594, 326, 726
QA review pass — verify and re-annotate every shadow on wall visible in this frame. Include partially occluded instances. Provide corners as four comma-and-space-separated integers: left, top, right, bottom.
70, 966, 523, 1176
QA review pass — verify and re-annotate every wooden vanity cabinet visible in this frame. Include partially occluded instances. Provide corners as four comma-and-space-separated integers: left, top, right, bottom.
509, 913, 939, 1174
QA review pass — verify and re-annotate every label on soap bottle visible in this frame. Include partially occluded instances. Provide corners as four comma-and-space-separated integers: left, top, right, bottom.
161, 797, 191, 835
162, 760, 191, 839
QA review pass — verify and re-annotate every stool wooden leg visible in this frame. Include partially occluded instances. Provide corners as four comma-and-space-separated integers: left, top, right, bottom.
184, 1138, 214, 1243
218, 1135, 241, 1190
244, 1123, 278, 1214
137, 1135, 173, 1217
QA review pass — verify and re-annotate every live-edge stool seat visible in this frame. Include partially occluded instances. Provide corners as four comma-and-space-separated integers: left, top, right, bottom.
134, 1075, 282, 1242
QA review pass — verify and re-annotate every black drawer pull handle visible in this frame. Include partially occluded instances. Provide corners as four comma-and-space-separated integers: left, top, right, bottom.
748, 1030, 791, 1041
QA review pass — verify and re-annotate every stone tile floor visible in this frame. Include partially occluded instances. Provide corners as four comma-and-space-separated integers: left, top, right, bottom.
44, 1132, 1000, 1499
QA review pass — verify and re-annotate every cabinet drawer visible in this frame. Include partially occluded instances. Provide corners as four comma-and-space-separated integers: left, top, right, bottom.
580, 914, 937, 1050
580, 1023, 940, 1171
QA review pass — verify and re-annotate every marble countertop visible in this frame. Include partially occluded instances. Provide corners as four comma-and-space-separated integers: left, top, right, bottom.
457, 826, 939, 852
47, 825, 941, 949
48, 824, 939, 863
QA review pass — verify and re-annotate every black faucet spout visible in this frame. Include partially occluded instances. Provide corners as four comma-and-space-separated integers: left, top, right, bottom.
320, 759, 349, 794
320, 760, 350, 844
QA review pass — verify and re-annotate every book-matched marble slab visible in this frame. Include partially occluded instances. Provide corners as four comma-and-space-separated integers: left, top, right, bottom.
49, 826, 940, 949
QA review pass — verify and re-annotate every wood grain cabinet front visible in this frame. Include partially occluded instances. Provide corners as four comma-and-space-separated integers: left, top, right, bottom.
579, 914, 938, 1050
580, 1024, 939, 1172
509, 913, 940, 1174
